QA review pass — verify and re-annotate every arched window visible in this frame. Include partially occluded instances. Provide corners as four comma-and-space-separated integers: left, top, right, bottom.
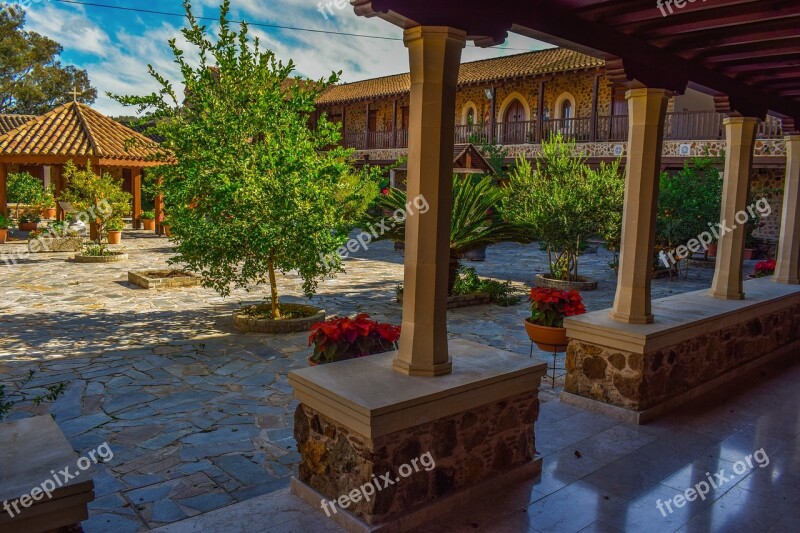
466, 106, 476, 125
561, 99, 573, 121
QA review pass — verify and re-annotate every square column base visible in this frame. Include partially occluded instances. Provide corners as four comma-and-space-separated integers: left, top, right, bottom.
288, 339, 546, 530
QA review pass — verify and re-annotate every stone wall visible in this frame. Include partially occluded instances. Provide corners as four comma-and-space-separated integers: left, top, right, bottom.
294, 390, 539, 524
564, 302, 800, 411
751, 168, 786, 241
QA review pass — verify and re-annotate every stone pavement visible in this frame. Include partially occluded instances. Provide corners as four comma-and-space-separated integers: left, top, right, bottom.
0, 230, 728, 531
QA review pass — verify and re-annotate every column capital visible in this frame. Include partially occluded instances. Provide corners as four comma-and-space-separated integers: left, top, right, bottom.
403, 26, 467, 46
722, 116, 760, 126
784, 134, 800, 143
624, 87, 671, 100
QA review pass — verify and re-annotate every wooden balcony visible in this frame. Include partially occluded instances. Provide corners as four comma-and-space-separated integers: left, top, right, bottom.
339, 112, 785, 150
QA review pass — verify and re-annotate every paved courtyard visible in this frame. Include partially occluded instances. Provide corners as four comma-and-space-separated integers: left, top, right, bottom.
0, 230, 727, 531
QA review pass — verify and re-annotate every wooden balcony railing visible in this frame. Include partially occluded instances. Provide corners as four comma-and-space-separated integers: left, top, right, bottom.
339, 112, 785, 151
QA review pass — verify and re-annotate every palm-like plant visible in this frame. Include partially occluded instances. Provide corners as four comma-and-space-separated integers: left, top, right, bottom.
373, 175, 532, 294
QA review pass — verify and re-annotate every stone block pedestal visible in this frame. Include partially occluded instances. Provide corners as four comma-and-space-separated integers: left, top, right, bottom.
288, 339, 547, 532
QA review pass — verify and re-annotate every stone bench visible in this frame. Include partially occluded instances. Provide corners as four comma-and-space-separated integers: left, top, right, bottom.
0, 416, 95, 532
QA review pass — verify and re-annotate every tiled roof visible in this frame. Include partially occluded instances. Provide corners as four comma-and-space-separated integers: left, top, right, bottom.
317, 48, 604, 105
0, 114, 36, 135
0, 102, 164, 162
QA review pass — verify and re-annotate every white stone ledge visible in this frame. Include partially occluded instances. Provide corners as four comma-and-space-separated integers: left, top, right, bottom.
564, 278, 800, 354
288, 338, 547, 440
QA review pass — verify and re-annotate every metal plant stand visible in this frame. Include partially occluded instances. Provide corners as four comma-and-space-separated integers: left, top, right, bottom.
530, 341, 566, 388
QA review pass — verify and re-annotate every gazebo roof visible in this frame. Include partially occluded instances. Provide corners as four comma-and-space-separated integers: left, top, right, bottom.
0, 102, 165, 166
0, 114, 37, 135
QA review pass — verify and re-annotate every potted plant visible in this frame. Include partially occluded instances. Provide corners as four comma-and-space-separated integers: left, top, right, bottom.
308, 314, 400, 365
141, 210, 156, 231
106, 217, 124, 244
750, 258, 776, 279
524, 287, 586, 352
40, 185, 57, 219
0, 213, 9, 244
161, 215, 171, 237
18, 213, 41, 232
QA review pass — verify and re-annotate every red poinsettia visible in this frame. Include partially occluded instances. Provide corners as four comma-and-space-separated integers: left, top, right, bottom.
753, 258, 776, 278
309, 314, 400, 364
529, 288, 586, 328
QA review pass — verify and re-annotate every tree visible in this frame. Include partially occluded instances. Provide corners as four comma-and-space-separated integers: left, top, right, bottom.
503, 135, 624, 282
59, 161, 131, 245
373, 175, 531, 294
0, 6, 96, 114
112, 1, 379, 320
7, 171, 45, 218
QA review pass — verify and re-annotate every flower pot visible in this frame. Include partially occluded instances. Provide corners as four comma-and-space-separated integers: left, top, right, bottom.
707, 244, 717, 258
744, 248, 757, 260
162, 225, 171, 237
41, 207, 56, 219
142, 219, 156, 231
19, 222, 38, 232
524, 318, 568, 352
107, 230, 122, 245
0, 229, 7, 244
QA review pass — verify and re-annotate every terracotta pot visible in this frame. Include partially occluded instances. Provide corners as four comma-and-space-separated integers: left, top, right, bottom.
707, 244, 717, 258
19, 222, 38, 232
107, 231, 122, 245
524, 318, 568, 352
142, 219, 156, 231
162, 225, 171, 237
41, 208, 56, 219
0, 229, 7, 244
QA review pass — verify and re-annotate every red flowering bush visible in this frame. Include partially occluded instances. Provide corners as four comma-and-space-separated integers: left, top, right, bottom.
308, 314, 400, 364
753, 259, 776, 278
528, 288, 586, 328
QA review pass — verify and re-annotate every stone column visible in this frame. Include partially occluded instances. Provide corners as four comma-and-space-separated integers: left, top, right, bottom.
51, 165, 64, 221
131, 168, 142, 230
775, 134, 800, 284
0, 162, 7, 219
610, 88, 669, 325
393, 26, 466, 377
710, 117, 758, 299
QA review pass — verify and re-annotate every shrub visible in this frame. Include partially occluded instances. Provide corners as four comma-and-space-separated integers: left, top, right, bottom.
528, 287, 586, 328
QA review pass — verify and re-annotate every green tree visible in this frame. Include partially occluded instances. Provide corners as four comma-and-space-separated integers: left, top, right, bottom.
503, 135, 624, 281
7, 171, 45, 218
373, 175, 531, 295
0, 6, 96, 114
112, 1, 378, 319
59, 161, 131, 245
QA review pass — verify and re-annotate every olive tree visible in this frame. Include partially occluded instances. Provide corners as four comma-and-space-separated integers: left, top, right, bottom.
113, 1, 378, 319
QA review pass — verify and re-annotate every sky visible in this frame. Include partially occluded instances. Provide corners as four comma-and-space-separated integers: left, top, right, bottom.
17, 0, 551, 116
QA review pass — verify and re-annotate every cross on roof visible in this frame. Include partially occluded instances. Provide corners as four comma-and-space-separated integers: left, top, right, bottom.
68, 86, 83, 102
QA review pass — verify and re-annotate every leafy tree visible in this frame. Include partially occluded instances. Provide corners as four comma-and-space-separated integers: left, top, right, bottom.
59, 161, 131, 245
373, 175, 531, 294
0, 6, 96, 114
7, 171, 45, 218
503, 135, 624, 281
112, 1, 378, 319
656, 153, 723, 272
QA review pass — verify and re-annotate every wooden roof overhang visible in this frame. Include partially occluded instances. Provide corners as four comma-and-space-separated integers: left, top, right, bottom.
352, 0, 800, 128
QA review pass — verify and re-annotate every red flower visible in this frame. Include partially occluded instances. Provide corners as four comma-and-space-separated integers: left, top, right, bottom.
308, 313, 401, 363
381, 188, 389, 195
529, 287, 587, 327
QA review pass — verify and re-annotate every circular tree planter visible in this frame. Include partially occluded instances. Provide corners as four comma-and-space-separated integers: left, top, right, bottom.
19, 222, 39, 232
72, 252, 128, 263
534, 273, 598, 291
233, 303, 325, 334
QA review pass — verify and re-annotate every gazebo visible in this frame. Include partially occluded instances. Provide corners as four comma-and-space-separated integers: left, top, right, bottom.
0, 101, 167, 229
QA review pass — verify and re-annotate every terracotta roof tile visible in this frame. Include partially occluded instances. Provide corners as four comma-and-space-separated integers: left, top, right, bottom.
317, 48, 603, 105
0, 114, 36, 135
0, 102, 165, 162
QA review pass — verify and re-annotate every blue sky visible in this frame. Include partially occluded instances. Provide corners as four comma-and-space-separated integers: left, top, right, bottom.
19, 0, 550, 116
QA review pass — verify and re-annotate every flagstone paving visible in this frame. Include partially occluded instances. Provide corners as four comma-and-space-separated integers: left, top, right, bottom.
0, 230, 728, 531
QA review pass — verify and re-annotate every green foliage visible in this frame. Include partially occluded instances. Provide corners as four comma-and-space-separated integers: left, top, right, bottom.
7, 172, 46, 217
503, 135, 624, 281
82, 242, 117, 257
141, 210, 155, 220
0, 6, 96, 114
59, 161, 132, 245
372, 175, 531, 294
0, 213, 8, 229
0, 370, 67, 421
656, 153, 723, 260
106, 217, 124, 231
18, 212, 40, 223
452, 266, 520, 306
111, 1, 378, 319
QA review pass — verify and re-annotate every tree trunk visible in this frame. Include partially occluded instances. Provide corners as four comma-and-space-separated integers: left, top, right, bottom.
448, 256, 461, 296
267, 257, 281, 320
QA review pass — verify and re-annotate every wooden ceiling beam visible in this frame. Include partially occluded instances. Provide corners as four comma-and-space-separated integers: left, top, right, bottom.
657, 19, 800, 50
